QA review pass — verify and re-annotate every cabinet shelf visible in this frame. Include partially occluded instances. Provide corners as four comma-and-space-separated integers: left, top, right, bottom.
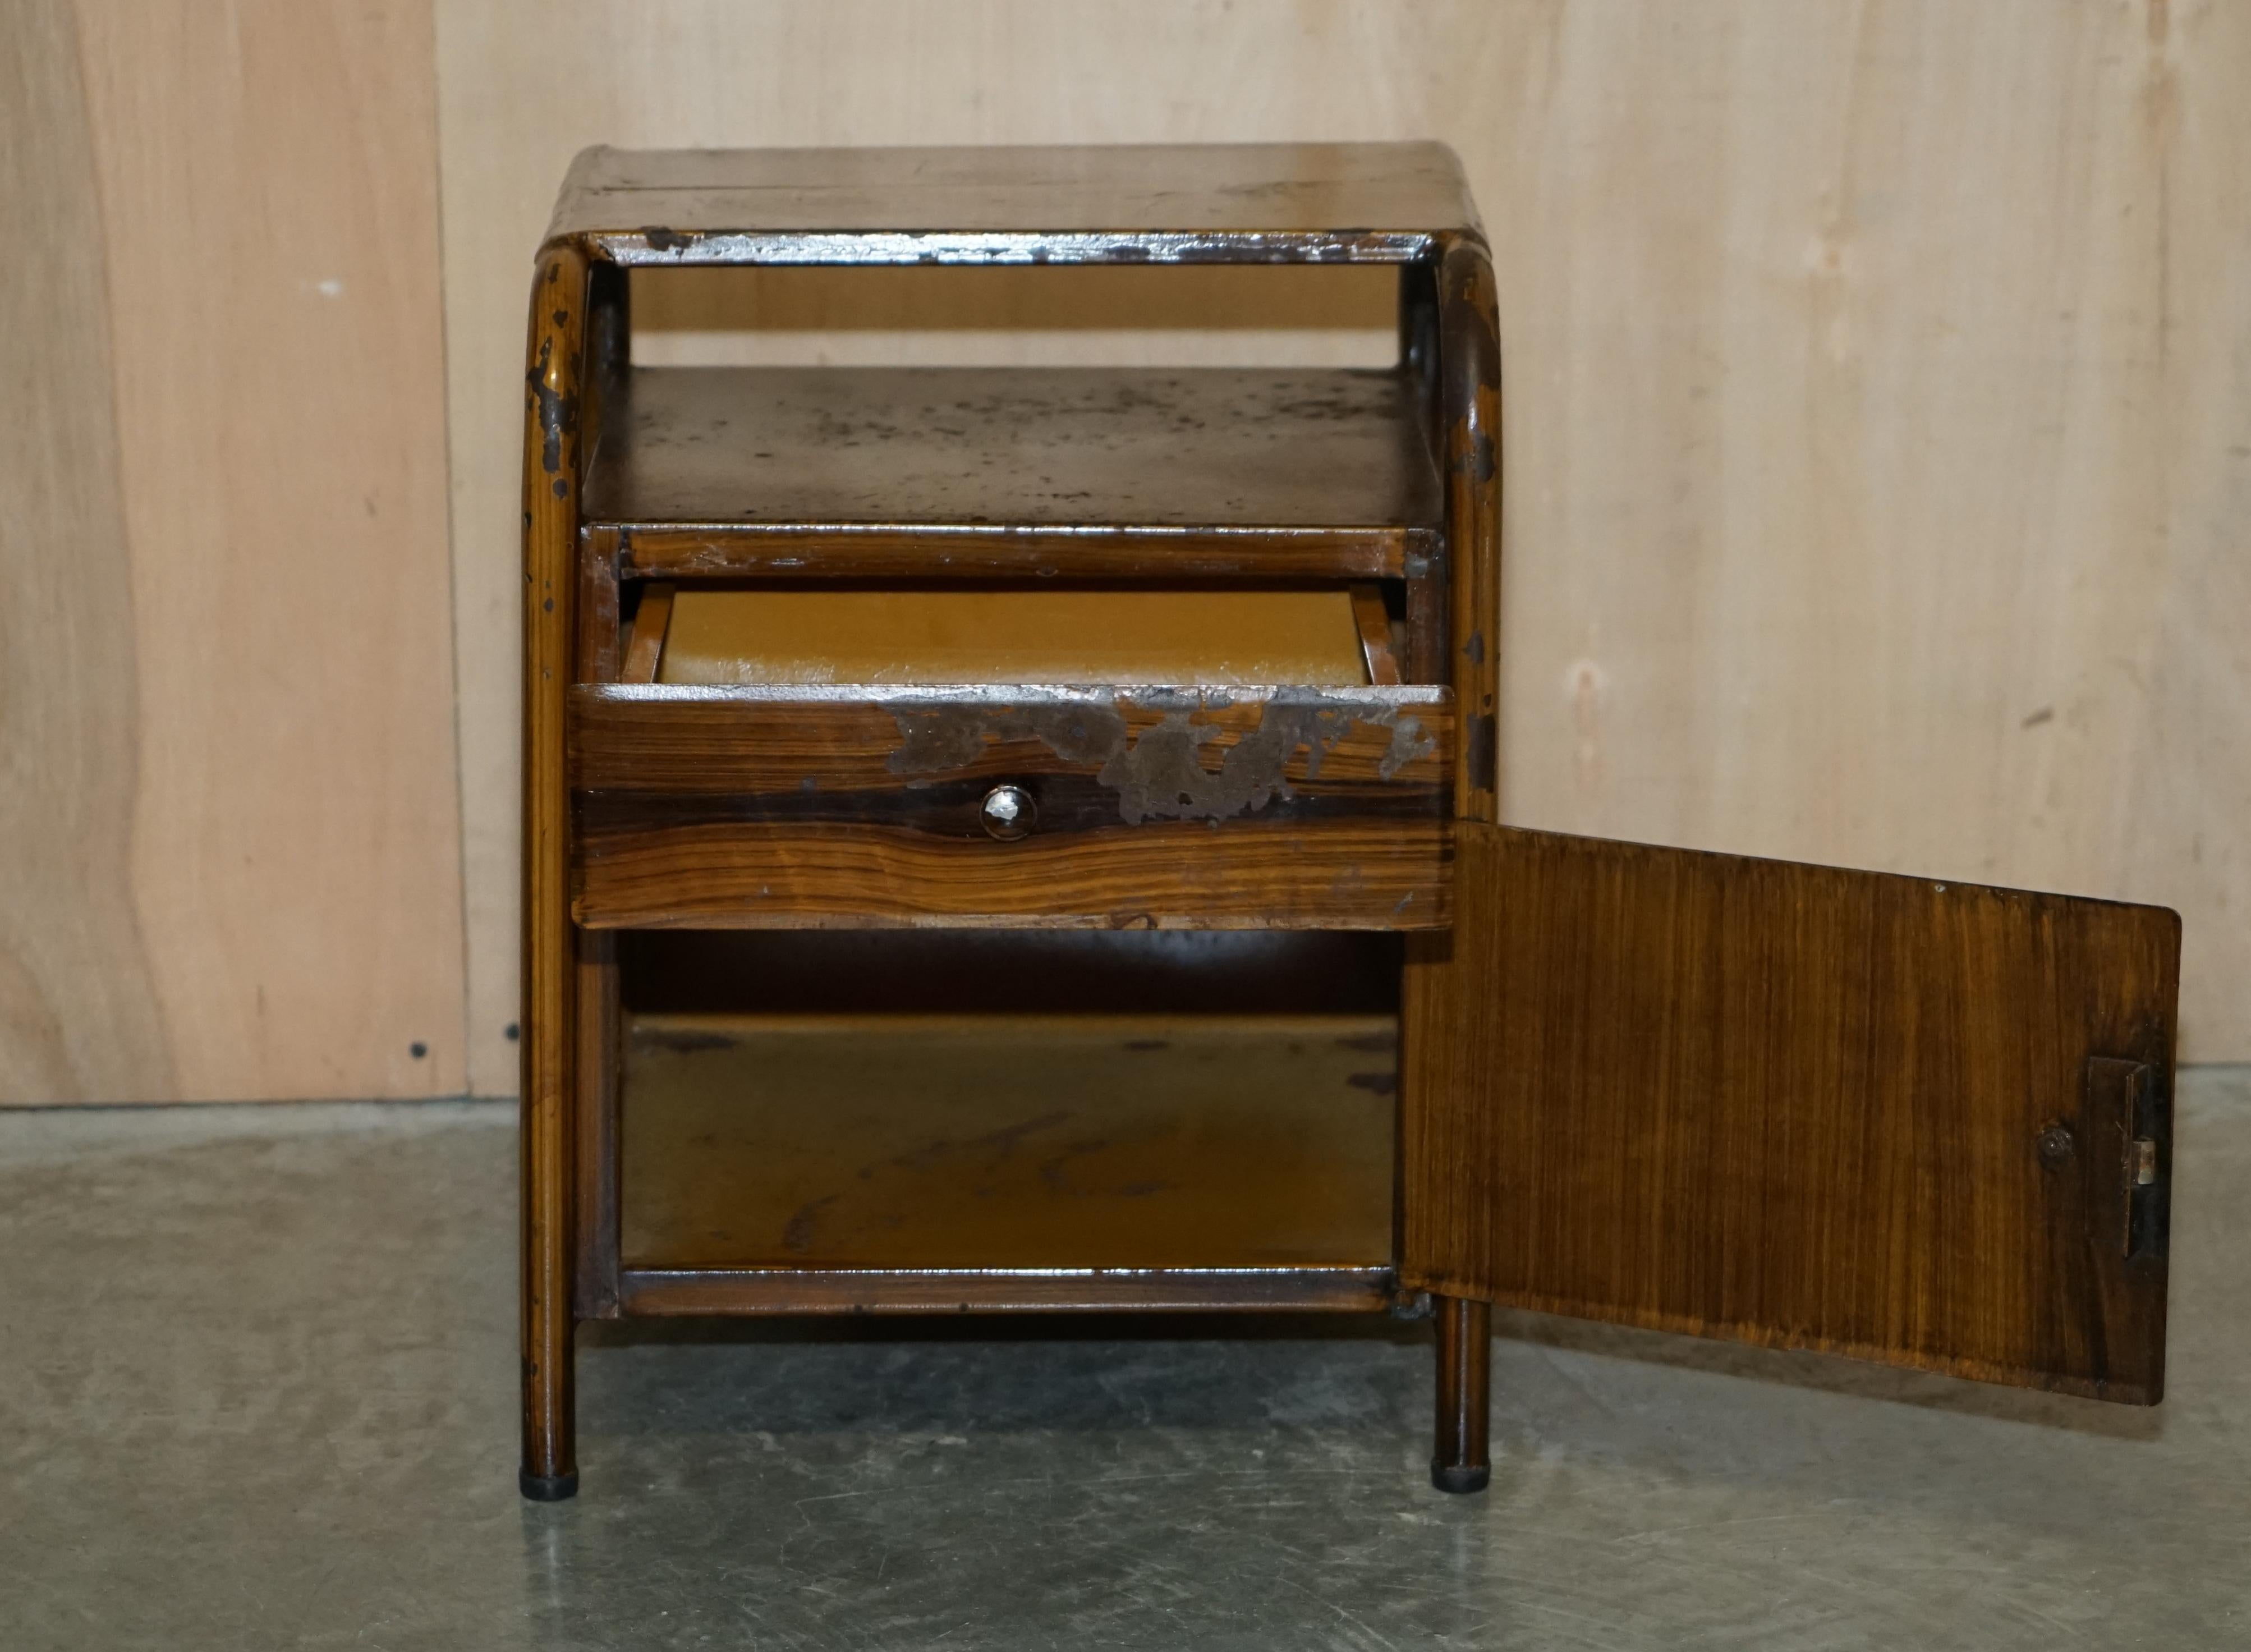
581, 366, 1441, 579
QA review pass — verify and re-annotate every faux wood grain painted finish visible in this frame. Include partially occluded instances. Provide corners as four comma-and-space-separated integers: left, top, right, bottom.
568, 686, 1454, 929
521, 244, 587, 1489
1435, 235, 1500, 822
1404, 825, 2179, 1403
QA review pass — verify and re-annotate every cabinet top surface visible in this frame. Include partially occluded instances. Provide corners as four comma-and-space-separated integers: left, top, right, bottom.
546, 143, 1478, 264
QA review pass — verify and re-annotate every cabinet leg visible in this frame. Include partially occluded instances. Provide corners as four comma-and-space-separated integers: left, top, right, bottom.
1431, 1295, 1490, 1493
520, 931, 578, 1499
520, 1362, 576, 1501
520, 1064, 577, 1500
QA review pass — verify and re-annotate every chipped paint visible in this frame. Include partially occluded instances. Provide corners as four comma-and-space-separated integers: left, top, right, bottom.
884, 689, 1435, 825
593, 228, 1435, 267
889, 698, 1128, 775
1463, 712, 1497, 795
526, 336, 578, 475
1382, 717, 1437, 778
1451, 427, 1497, 484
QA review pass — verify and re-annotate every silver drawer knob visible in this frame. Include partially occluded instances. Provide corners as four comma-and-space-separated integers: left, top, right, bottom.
981, 784, 1035, 841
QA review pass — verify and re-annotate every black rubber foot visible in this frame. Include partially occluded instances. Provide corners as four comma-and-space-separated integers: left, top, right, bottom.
1431, 1460, 1491, 1494
520, 1467, 579, 1502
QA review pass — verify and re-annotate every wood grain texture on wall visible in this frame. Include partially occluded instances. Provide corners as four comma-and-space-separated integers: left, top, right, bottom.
1493, 0, 2249, 1068
0, 1, 173, 1103
0, 1, 466, 1102
435, 0, 2247, 1081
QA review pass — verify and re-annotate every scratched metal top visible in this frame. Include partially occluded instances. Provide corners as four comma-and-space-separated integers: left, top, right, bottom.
545, 143, 1479, 265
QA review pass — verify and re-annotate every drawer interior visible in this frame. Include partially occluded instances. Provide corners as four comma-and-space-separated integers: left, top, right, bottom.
623, 582, 1404, 686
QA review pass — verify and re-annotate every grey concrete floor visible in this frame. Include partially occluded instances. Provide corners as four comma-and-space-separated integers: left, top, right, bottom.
2, 1074, 2247, 1651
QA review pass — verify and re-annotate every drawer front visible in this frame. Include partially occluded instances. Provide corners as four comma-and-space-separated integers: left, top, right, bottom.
569, 685, 1453, 929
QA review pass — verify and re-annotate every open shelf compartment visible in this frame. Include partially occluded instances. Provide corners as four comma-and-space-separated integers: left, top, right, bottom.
600, 930, 1409, 1318
622, 1011, 1398, 1271
581, 367, 1441, 579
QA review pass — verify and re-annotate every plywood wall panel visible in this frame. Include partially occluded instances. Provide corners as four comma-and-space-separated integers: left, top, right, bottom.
2128, 0, 2251, 1066
1488, 0, 2249, 1059
437, 0, 2249, 1079
0, 0, 466, 1103
0, 0, 174, 1103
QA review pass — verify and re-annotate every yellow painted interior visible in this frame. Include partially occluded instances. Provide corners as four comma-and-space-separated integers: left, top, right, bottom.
655, 588, 1370, 685
620, 1012, 1399, 1269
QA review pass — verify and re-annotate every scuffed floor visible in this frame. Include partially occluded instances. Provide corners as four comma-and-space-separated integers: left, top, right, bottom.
2, 1071, 2247, 1650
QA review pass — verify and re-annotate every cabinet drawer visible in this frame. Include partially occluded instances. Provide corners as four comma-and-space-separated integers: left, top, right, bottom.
568, 684, 1453, 929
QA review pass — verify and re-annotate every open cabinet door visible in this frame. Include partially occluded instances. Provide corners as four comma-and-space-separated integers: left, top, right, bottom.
1403, 825, 2180, 1402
